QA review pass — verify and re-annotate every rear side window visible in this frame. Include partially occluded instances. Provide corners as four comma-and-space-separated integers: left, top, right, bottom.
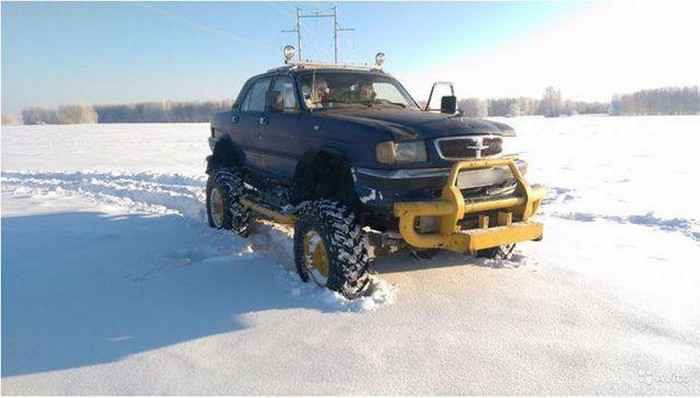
241, 78, 271, 112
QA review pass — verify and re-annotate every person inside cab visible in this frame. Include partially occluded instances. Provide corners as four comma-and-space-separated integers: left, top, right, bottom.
357, 80, 376, 103
301, 77, 330, 109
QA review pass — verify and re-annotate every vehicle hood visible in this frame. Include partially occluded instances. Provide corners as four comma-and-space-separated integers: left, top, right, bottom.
317, 108, 515, 140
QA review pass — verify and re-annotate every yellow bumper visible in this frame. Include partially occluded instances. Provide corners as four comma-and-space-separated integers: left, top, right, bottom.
393, 157, 545, 254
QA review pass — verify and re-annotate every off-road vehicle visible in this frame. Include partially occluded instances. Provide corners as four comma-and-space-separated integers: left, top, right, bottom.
206, 49, 545, 298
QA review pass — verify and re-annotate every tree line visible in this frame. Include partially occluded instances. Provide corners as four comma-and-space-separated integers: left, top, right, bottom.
459, 87, 608, 118
20, 104, 98, 125
459, 85, 699, 118
95, 100, 233, 123
5, 85, 699, 125
610, 86, 699, 115
14, 100, 233, 125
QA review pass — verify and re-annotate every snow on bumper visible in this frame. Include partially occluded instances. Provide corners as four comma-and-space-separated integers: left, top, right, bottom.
393, 157, 545, 254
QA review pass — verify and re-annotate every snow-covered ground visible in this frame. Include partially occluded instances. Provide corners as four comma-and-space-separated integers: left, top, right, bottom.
2, 116, 699, 394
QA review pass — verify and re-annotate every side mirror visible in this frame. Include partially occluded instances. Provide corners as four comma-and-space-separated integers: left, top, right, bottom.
267, 90, 284, 113
425, 81, 456, 112
440, 95, 457, 114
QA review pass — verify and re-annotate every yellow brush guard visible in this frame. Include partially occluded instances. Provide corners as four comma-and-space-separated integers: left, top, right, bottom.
393, 157, 545, 254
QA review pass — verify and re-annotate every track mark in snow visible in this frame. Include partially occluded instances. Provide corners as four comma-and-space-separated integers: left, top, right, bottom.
542, 185, 578, 205
476, 251, 529, 268
552, 211, 699, 241
2, 170, 207, 220
276, 268, 397, 312
2, 170, 398, 311
3, 170, 205, 187
538, 184, 698, 241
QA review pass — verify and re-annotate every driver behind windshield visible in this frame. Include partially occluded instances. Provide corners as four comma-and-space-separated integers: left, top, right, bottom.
353, 80, 376, 103
301, 77, 330, 109
298, 72, 417, 110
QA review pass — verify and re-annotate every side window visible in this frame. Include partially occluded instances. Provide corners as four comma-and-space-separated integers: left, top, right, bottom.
241, 78, 271, 112
270, 76, 299, 112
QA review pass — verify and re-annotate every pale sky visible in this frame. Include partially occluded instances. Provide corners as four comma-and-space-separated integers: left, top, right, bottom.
404, 1, 700, 102
3, 1, 699, 115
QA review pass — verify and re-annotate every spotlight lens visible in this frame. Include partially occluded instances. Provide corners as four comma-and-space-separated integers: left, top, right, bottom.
375, 52, 386, 66
283, 45, 296, 61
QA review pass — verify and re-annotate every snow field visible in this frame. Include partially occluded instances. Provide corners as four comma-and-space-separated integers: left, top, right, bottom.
2, 116, 700, 394
1, 169, 397, 312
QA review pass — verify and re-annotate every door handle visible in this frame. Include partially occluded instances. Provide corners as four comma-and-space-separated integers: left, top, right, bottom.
258, 116, 269, 126
231, 115, 240, 124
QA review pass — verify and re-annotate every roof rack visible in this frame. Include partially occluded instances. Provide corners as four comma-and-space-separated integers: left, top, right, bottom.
267, 62, 381, 73
275, 48, 387, 73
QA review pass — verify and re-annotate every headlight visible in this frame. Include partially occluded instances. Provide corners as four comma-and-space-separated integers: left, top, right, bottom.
376, 141, 427, 164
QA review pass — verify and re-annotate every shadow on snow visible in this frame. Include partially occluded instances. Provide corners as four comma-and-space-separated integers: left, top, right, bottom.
1, 208, 521, 377
2, 210, 326, 377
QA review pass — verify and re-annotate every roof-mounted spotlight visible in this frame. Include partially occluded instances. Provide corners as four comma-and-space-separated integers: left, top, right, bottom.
283, 45, 296, 64
375, 52, 386, 69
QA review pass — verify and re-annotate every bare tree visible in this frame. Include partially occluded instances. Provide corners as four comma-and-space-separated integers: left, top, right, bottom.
488, 98, 516, 116
541, 86, 562, 117
508, 102, 520, 117
517, 97, 540, 116
21, 107, 58, 125
562, 100, 577, 116
56, 105, 98, 124
614, 86, 699, 115
458, 98, 488, 117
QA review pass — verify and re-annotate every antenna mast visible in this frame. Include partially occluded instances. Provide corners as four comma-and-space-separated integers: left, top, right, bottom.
282, 6, 355, 63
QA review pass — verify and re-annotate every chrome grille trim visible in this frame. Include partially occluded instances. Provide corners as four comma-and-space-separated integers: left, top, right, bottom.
434, 135, 503, 160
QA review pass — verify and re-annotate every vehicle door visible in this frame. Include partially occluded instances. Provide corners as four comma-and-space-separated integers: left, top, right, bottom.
237, 77, 272, 173
260, 75, 307, 181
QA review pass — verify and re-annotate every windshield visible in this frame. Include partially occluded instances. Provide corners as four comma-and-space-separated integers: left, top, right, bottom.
297, 71, 419, 111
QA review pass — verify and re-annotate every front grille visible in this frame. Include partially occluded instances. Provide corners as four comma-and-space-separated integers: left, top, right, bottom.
438, 138, 478, 158
435, 136, 502, 159
482, 137, 502, 157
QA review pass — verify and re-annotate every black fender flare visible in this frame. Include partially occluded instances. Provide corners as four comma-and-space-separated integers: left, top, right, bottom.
207, 135, 245, 174
291, 146, 355, 204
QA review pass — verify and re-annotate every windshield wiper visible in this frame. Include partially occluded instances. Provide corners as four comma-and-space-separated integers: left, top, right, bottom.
378, 101, 407, 109
309, 100, 368, 110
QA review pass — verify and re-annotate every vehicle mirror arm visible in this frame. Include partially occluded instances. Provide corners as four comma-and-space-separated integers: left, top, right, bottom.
425, 81, 455, 112
425, 85, 436, 111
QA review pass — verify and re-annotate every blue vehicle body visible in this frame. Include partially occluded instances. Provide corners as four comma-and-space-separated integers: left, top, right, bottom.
208, 66, 522, 231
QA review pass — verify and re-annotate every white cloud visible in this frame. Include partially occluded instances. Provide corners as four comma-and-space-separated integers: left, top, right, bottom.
401, 1, 700, 102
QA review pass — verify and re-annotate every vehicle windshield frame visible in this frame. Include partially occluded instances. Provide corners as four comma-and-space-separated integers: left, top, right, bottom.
294, 70, 421, 112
